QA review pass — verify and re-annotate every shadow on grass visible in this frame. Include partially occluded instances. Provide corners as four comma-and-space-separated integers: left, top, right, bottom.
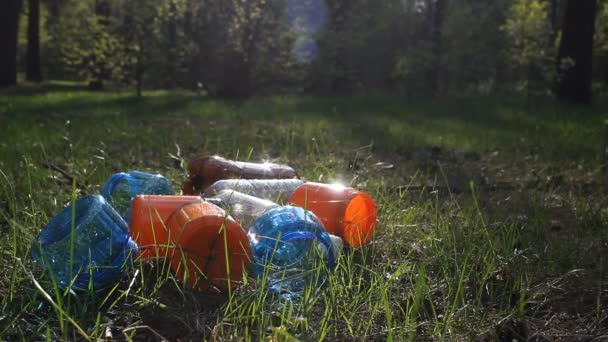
1, 86, 605, 162
0, 80, 91, 96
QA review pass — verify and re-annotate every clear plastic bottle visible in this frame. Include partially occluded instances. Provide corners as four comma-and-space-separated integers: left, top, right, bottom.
328, 234, 344, 262
182, 155, 298, 195
247, 206, 336, 300
206, 190, 279, 230
101, 170, 174, 223
31, 195, 138, 290
205, 192, 341, 299
204, 179, 304, 203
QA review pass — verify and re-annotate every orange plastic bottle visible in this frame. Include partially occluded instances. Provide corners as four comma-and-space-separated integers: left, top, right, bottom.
167, 201, 251, 294
182, 155, 298, 195
289, 183, 377, 248
130, 195, 203, 260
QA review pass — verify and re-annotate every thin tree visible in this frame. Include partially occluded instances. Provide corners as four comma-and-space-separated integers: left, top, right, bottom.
89, 0, 111, 90
430, 0, 447, 96
326, 1, 355, 93
0, 0, 23, 88
165, 0, 178, 88
555, 0, 597, 103
26, 0, 42, 81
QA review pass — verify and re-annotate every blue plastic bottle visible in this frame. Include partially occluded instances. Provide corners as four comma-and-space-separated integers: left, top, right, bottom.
31, 195, 138, 290
248, 206, 335, 299
101, 170, 173, 223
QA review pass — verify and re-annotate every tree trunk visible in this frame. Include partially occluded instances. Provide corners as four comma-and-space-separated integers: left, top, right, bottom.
219, 51, 251, 97
547, 0, 558, 44
0, 0, 23, 88
555, 0, 597, 104
135, 39, 144, 97
183, 2, 200, 89
88, 0, 111, 90
26, 0, 42, 82
603, 51, 608, 88
165, 0, 177, 88
95, 0, 111, 24
430, 0, 446, 96
327, 2, 354, 93
47, 0, 66, 17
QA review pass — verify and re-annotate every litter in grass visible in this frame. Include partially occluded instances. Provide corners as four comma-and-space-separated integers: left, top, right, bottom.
32, 155, 377, 299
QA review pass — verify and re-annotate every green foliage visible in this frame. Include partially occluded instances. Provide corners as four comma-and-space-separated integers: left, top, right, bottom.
502, 0, 549, 66
19, 0, 608, 95
43, 0, 296, 93
392, 42, 434, 93
596, 1, 608, 54
113, 0, 158, 91
49, 1, 118, 85
314, 1, 402, 92
501, 0, 555, 94
441, 0, 510, 94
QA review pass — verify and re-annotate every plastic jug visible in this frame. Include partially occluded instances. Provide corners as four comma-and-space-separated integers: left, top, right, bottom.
182, 155, 298, 195
289, 182, 377, 247
31, 195, 138, 290
167, 201, 251, 293
101, 170, 174, 223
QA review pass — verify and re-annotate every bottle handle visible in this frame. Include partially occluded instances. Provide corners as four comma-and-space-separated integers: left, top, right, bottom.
101, 172, 140, 200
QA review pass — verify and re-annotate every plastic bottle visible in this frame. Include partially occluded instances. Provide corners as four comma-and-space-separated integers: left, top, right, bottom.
328, 234, 344, 262
206, 190, 280, 230
101, 170, 174, 223
207, 190, 343, 257
166, 201, 251, 294
204, 179, 304, 203
182, 155, 298, 195
130, 195, 204, 259
248, 206, 336, 300
31, 195, 138, 290
199, 191, 344, 298
289, 182, 377, 248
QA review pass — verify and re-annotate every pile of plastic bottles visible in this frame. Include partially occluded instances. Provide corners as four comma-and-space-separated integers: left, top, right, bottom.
32, 155, 377, 299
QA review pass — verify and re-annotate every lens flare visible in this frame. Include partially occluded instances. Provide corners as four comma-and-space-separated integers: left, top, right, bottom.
287, 0, 327, 63
287, 0, 327, 35
292, 37, 319, 64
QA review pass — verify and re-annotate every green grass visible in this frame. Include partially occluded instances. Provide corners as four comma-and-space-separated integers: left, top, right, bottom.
0, 82, 607, 340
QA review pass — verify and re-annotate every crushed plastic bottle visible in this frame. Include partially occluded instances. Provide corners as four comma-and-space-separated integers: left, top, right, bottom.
182, 155, 298, 195
289, 182, 377, 247
248, 206, 335, 300
206, 190, 279, 230
31, 195, 138, 290
101, 170, 174, 223
204, 179, 304, 203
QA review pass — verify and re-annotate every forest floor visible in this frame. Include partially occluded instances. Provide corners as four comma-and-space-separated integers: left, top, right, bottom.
0, 82, 607, 341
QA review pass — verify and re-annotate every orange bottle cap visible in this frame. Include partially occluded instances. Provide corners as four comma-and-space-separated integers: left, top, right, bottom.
167, 202, 251, 293
130, 195, 203, 260
289, 183, 377, 247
